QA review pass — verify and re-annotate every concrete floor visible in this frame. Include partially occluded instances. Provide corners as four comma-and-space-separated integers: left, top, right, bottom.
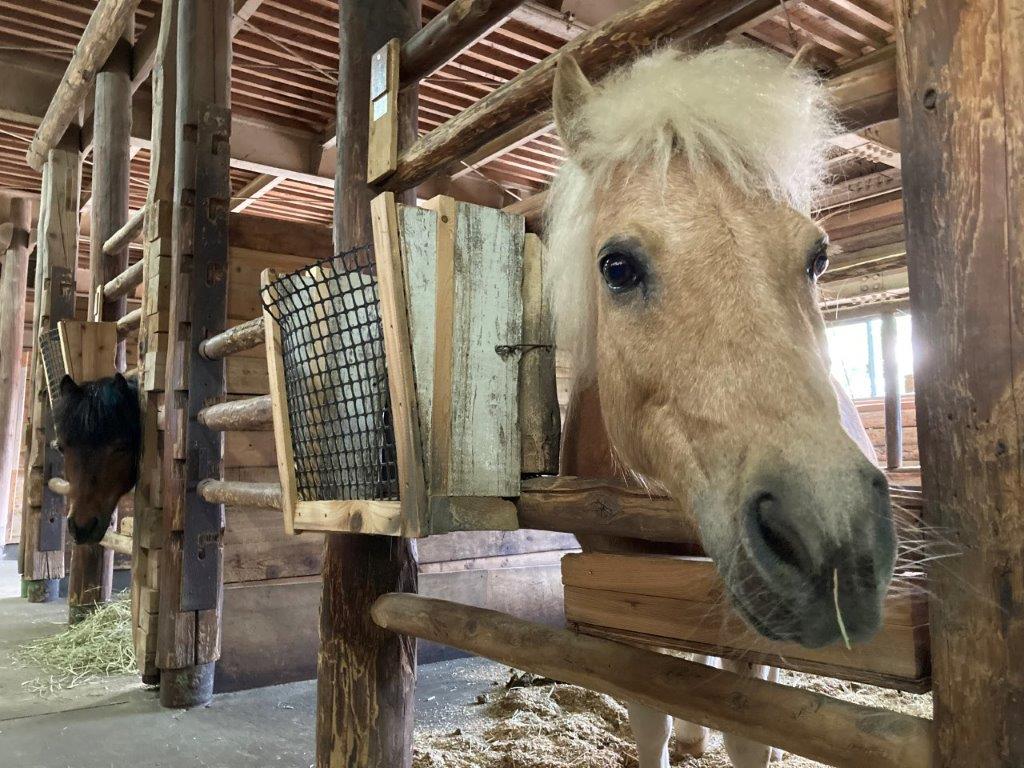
0, 558, 507, 767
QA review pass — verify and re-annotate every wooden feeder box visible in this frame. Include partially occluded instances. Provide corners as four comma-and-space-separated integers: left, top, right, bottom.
562, 552, 931, 693
261, 192, 559, 538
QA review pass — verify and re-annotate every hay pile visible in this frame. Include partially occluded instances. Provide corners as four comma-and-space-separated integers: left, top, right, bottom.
414, 669, 931, 768
14, 595, 136, 694
415, 675, 639, 768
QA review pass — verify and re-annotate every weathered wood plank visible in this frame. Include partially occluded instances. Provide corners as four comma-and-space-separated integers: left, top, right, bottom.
896, 0, 1024, 762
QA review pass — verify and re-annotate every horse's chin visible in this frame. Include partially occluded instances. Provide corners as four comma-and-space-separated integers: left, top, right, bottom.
721, 555, 883, 650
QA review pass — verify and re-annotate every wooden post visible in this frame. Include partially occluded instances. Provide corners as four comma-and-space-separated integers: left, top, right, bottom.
318, 1, 419, 765
20, 137, 80, 601
70, 31, 133, 626
157, 0, 230, 709
0, 198, 32, 550
132, 0, 177, 687
880, 312, 902, 469
897, 1, 1024, 765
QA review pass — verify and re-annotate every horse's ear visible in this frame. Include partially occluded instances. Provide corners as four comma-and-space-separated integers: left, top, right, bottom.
60, 375, 81, 398
553, 54, 594, 158
113, 372, 134, 396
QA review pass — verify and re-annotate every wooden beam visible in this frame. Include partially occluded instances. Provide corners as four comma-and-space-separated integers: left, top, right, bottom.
319, 1, 421, 765
157, 0, 231, 710
382, 0, 764, 192
20, 136, 80, 596
230, 173, 284, 213
115, 307, 142, 336
72, 33, 133, 627
897, 1, 1024, 764
0, 198, 32, 553
197, 479, 281, 508
102, 258, 145, 301
102, 205, 147, 256
401, 0, 527, 88
197, 395, 272, 431
230, 0, 266, 37
372, 594, 933, 768
198, 317, 265, 360
25, 0, 142, 171
517, 475, 700, 544
880, 311, 902, 469
0, 52, 66, 128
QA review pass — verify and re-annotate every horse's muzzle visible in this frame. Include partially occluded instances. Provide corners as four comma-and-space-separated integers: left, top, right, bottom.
67, 515, 104, 544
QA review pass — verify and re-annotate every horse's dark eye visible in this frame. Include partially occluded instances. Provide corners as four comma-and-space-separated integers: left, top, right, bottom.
599, 252, 642, 293
807, 244, 829, 281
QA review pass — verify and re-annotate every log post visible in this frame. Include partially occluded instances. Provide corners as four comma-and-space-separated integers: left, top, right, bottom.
880, 311, 902, 469
20, 137, 81, 601
896, 1, 1024, 764
71, 29, 133, 626
0, 198, 32, 550
157, 0, 231, 709
318, 1, 420, 765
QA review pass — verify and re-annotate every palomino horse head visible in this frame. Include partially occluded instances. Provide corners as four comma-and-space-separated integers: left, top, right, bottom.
53, 373, 142, 544
547, 46, 895, 648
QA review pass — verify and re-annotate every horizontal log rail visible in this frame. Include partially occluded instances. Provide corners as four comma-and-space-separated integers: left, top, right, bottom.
383, 10, 896, 194
517, 475, 699, 544
197, 395, 272, 431
199, 317, 265, 360
400, 0, 527, 87
25, 0, 143, 171
102, 258, 145, 301
99, 530, 132, 556
197, 479, 283, 509
102, 205, 147, 256
116, 307, 142, 336
381, 0, 765, 192
372, 594, 933, 768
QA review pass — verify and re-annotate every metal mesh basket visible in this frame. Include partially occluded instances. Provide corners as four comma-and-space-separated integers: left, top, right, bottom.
261, 246, 399, 502
39, 328, 66, 407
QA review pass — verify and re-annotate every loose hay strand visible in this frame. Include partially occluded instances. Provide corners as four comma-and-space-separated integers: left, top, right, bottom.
14, 594, 136, 694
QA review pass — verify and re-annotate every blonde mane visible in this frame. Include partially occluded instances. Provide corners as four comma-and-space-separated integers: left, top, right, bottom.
544, 45, 839, 379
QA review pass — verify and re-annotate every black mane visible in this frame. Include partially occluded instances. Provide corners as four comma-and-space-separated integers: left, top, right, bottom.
53, 374, 142, 452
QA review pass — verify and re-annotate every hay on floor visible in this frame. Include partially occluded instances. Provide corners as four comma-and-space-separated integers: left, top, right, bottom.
414, 668, 932, 768
14, 595, 136, 695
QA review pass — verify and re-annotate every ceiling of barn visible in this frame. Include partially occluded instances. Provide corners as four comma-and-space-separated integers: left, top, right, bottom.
0, 0, 906, 322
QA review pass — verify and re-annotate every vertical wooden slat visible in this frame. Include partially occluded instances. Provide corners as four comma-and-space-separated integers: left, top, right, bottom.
20, 137, 80, 600
157, 0, 231, 709
519, 232, 560, 475
132, 0, 178, 686
260, 268, 299, 534
897, 0, 1024, 764
0, 198, 32, 549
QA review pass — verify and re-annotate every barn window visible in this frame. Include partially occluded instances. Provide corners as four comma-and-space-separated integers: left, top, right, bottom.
827, 314, 914, 400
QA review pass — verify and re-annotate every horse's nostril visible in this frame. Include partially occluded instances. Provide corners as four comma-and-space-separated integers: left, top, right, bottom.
747, 492, 814, 576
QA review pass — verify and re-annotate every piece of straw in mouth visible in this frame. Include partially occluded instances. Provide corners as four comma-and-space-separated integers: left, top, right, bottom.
833, 568, 852, 650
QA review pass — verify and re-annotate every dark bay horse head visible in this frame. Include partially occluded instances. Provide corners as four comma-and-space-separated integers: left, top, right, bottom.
53, 373, 142, 544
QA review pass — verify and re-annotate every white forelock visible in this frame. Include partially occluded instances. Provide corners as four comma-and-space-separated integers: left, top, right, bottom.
544, 44, 839, 379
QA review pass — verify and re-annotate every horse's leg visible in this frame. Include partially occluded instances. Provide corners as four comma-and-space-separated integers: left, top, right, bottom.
670, 654, 713, 758
627, 701, 671, 768
720, 660, 778, 767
